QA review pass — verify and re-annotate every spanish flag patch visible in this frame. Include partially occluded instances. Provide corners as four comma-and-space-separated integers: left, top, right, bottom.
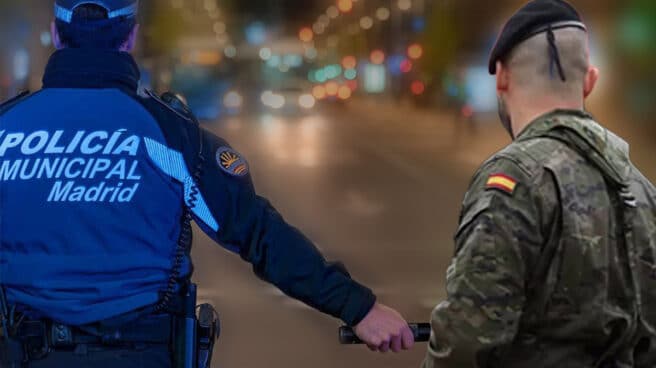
486, 173, 517, 195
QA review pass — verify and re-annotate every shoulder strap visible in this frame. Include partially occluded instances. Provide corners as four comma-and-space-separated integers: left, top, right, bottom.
143, 89, 193, 122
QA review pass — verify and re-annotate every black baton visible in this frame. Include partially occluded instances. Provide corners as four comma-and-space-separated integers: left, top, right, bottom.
339, 323, 431, 344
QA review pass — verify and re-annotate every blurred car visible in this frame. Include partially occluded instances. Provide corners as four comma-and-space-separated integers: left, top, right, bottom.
260, 84, 316, 115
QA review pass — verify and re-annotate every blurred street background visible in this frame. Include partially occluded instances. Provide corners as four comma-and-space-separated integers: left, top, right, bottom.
1, 0, 655, 367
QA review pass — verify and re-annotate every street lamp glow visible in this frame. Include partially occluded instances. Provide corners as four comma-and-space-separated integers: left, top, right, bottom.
337, 0, 353, 13
299, 27, 314, 43
398, 0, 412, 11
376, 7, 391, 21
360, 16, 374, 30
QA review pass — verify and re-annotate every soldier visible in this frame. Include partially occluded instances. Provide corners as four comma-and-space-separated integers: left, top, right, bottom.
423, 0, 656, 367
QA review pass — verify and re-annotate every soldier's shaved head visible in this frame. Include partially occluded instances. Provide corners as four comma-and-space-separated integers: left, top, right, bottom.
506, 28, 590, 99
494, 27, 599, 139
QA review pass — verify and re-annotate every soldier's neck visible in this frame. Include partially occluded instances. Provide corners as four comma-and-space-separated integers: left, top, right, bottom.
511, 97, 584, 136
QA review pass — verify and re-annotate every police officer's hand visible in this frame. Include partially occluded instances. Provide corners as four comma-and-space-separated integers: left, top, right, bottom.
354, 303, 414, 353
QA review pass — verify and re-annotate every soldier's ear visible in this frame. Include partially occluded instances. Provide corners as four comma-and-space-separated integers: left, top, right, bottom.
583, 65, 599, 99
496, 61, 510, 95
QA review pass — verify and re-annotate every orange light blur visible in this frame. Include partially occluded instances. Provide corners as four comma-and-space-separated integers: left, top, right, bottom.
407, 43, 424, 59
338, 86, 352, 100
312, 85, 327, 100
370, 50, 385, 65
299, 27, 314, 43
341, 56, 357, 70
400, 59, 413, 73
337, 0, 353, 13
326, 82, 339, 96
411, 81, 425, 95
346, 80, 358, 91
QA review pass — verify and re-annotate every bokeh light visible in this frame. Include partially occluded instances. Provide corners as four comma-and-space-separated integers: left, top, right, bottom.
338, 85, 352, 100
341, 56, 357, 70
325, 81, 339, 96
407, 44, 424, 60
337, 0, 353, 13
370, 50, 385, 65
411, 81, 425, 95
312, 85, 327, 100
299, 27, 314, 43
400, 59, 413, 73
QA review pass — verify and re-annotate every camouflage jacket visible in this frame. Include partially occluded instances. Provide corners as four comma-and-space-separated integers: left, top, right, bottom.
423, 110, 656, 368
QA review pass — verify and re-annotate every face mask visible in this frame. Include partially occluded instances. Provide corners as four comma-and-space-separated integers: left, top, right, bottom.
497, 96, 515, 140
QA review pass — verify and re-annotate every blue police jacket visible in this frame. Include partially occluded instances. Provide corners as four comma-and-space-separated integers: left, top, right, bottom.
0, 49, 376, 327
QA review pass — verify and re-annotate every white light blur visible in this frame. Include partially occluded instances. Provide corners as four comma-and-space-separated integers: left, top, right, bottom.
298, 94, 316, 109
261, 91, 285, 109
360, 16, 374, 30
224, 45, 237, 58
327, 6, 339, 19
223, 91, 243, 109
259, 47, 272, 60
376, 7, 391, 21
398, 0, 412, 11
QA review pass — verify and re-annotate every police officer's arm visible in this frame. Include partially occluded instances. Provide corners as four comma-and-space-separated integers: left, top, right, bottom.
191, 128, 376, 326
423, 158, 558, 368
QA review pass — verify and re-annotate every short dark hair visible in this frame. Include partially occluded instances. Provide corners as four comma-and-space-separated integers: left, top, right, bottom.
55, 4, 136, 49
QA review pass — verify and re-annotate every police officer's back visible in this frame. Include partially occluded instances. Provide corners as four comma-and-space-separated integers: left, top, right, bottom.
0, 1, 415, 367
423, 1, 656, 367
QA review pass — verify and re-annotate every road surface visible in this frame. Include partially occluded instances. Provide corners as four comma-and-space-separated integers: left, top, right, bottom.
191, 101, 655, 368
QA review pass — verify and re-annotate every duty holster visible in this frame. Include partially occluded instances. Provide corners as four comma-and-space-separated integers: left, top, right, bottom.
173, 284, 220, 368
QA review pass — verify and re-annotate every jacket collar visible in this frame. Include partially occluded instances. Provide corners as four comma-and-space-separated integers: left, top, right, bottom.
517, 109, 631, 185
42, 48, 140, 92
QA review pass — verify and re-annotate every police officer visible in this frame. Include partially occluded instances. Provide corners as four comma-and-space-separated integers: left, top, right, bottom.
423, 0, 656, 367
0, 1, 415, 367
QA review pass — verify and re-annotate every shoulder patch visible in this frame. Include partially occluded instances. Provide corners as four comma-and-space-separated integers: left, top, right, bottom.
216, 147, 249, 177
144, 89, 192, 122
486, 173, 518, 195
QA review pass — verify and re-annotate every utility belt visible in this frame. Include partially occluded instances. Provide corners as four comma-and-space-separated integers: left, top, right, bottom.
0, 284, 220, 368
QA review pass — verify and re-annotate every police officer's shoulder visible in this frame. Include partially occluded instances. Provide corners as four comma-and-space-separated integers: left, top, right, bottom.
140, 89, 197, 125
0, 90, 32, 116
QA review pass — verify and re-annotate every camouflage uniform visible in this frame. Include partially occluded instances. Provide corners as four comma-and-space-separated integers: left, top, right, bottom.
423, 110, 656, 368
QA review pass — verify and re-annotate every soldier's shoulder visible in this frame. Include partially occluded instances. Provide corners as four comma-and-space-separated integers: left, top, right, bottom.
482, 136, 573, 179
0, 90, 32, 116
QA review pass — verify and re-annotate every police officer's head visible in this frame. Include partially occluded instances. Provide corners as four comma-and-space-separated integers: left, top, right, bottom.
51, 0, 139, 52
489, 0, 600, 139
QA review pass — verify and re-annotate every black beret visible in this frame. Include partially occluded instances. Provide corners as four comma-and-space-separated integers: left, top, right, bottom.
489, 0, 586, 75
